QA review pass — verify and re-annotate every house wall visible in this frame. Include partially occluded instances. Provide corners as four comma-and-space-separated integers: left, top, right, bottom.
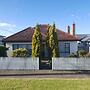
70, 41, 78, 53
6, 41, 78, 57
6, 42, 32, 57
59, 41, 78, 57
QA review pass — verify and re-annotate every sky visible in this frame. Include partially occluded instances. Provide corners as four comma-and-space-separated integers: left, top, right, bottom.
0, 0, 90, 36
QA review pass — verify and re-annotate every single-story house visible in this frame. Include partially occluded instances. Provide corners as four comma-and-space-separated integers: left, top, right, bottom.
0, 35, 5, 46
77, 34, 90, 52
3, 24, 80, 57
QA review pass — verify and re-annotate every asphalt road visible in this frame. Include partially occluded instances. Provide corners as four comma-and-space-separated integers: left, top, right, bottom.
0, 73, 90, 78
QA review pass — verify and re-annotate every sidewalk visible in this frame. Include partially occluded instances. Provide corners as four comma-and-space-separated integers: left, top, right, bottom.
0, 70, 90, 76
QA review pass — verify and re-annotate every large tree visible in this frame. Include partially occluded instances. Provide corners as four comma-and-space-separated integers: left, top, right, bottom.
48, 23, 60, 57
46, 24, 51, 59
32, 24, 42, 58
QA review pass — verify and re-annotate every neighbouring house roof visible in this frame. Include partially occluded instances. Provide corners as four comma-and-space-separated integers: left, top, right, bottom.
0, 35, 5, 45
3, 24, 80, 42
0, 35, 5, 41
77, 34, 90, 42
0, 35, 5, 37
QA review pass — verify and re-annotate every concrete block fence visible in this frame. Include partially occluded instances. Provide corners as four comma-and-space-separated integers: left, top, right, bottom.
52, 58, 90, 70
0, 57, 39, 70
0, 57, 90, 70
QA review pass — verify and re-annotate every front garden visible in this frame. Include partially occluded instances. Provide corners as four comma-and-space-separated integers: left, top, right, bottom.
0, 78, 90, 90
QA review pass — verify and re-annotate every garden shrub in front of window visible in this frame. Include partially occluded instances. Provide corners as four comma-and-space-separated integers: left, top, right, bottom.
12, 48, 30, 57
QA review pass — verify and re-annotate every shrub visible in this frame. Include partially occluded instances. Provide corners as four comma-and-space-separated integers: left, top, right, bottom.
77, 50, 87, 57
86, 53, 90, 57
0, 46, 7, 57
32, 24, 42, 58
12, 48, 30, 57
48, 23, 59, 57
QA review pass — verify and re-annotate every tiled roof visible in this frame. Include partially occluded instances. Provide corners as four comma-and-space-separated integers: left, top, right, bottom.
3, 24, 80, 42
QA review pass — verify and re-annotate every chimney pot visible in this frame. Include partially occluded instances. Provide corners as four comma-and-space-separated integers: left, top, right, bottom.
67, 25, 70, 34
72, 23, 75, 36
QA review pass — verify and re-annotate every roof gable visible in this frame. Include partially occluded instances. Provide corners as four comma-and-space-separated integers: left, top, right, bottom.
4, 24, 80, 42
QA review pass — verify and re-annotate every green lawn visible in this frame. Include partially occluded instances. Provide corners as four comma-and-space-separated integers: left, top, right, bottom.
0, 78, 90, 90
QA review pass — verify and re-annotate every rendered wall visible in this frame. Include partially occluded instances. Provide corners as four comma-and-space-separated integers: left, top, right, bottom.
0, 57, 39, 70
52, 58, 90, 70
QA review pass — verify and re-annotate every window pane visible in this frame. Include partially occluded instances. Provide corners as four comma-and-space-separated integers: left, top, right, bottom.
59, 43, 70, 57
13, 44, 18, 50
12, 44, 31, 50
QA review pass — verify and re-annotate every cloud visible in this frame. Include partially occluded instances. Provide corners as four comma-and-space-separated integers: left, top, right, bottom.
71, 14, 79, 19
0, 23, 16, 27
0, 22, 16, 36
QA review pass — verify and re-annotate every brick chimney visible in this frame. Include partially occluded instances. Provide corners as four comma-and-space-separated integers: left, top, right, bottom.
67, 25, 70, 34
72, 23, 75, 36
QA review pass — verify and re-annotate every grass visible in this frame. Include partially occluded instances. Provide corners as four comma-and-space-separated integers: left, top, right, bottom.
0, 78, 90, 90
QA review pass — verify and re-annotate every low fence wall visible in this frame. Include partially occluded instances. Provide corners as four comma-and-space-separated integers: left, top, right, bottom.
52, 58, 90, 70
0, 57, 39, 70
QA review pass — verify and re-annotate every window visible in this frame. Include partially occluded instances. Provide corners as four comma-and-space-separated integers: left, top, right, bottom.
12, 44, 32, 55
59, 43, 70, 57
13, 44, 31, 50
13, 44, 18, 50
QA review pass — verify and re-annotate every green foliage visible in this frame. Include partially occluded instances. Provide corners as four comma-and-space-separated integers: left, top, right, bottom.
77, 50, 87, 57
68, 50, 89, 58
0, 46, 7, 57
48, 23, 60, 57
46, 24, 52, 59
12, 48, 30, 57
32, 23, 59, 59
32, 24, 42, 58
85, 53, 90, 57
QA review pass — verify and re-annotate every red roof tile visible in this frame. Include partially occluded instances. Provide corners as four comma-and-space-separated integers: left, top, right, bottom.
4, 24, 80, 42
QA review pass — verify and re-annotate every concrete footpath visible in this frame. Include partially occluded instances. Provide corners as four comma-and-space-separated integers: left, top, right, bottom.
0, 70, 90, 78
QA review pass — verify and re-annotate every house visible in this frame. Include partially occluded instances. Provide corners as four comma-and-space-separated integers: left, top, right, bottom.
77, 34, 90, 52
0, 35, 5, 46
3, 24, 80, 57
